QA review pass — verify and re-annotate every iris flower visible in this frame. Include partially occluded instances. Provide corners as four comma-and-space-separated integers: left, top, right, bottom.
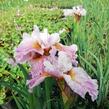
63, 5, 86, 17
14, 25, 63, 91
63, 5, 86, 22
72, 5, 86, 16
14, 25, 60, 63
44, 51, 98, 101
14, 25, 98, 101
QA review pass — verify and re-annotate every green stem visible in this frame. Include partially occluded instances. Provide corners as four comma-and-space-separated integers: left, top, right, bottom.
45, 78, 51, 109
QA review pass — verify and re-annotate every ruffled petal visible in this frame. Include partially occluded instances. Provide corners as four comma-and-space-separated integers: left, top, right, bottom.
63, 74, 87, 98
29, 58, 45, 78
39, 29, 49, 48
49, 33, 60, 45
63, 67, 98, 101
27, 58, 47, 91
44, 51, 72, 77
14, 26, 44, 63
26, 76, 45, 91
31, 25, 41, 42
58, 51, 72, 72
44, 60, 62, 77
40, 29, 60, 48
55, 44, 78, 66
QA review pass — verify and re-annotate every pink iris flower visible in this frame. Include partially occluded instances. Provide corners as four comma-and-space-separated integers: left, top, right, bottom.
14, 25, 60, 63
53, 43, 78, 66
44, 50, 98, 101
63, 5, 86, 17
14, 25, 98, 101
14, 25, 63, 91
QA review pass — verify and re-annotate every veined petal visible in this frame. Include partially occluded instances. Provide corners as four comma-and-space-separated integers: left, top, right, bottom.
14, 26, 44, 63
63, 74, 87, 98
26, 76, 45, 91
55, 44, 78, 66
58, 51, 72, 73
39, 28, 49, 48
29, 57, 47, 78
44, 51, 72, 77
27, 58, 48, 91
44, 60, 63, 77
31, 25, 41, 42
14, 51, 32, 63
63, 67, 98, 101
49, 33, 60, 45
73, 67, 98, 101
15, 45, 43, 63
49, 46, 58, 57
44, 60, 54, 71
40, 29, 61, 48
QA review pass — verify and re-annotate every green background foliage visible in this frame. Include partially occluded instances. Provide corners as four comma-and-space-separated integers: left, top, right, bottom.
0, 0, 109, 109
